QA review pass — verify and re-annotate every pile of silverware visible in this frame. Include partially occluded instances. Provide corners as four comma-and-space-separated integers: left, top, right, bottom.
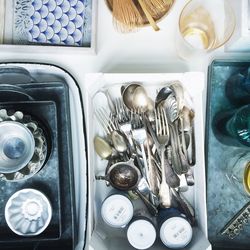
94, 81, 195, 221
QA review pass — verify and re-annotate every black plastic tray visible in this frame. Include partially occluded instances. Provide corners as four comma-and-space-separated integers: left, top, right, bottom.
0, 101, 61, 242
206, 60, 250, 249
0, 73, 75, 249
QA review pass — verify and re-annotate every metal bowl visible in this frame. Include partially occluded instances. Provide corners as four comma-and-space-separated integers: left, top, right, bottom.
0, 121, 35, 174
5, 188, 52, 236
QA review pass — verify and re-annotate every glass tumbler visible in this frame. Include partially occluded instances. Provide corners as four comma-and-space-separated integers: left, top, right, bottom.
176, 0, 235, 60
226, 152, 250, 197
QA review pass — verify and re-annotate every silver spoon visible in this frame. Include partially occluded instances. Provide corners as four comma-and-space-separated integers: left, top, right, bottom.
155, 86, 173, 109
111, 130, 128, 153
122, 83, 141, 111
132, 86, 155, 121
94, 136, 112, 159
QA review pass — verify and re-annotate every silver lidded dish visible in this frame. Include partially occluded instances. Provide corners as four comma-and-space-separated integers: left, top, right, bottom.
0, 109, 48, 181
5, 188, 52, 236
0, 121, 35, 174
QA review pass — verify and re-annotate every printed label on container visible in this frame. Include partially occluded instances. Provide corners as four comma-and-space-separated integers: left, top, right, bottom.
101, 194, 133, 228
160, 217, 193, 249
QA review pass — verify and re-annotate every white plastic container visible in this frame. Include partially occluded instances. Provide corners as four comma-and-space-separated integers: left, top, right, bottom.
127, 217, 156, 250
84, 72, 211, 250
101, 194, 134, 228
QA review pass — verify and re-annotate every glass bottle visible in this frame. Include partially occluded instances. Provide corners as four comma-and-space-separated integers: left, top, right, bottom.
225, 68, 250, 105
225, 105, 250, 147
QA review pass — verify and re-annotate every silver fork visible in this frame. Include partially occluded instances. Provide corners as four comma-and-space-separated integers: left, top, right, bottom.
131, 111, 149, 178
114, 98, 131, 134
95, 107, 117, 135
131, 111, 160, 206
155, 106, 171, 208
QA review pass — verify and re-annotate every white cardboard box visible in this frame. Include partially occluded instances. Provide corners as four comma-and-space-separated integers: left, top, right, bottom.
83, 72, 211, 250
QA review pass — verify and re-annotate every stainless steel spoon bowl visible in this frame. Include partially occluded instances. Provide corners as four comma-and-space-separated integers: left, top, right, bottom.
155, 86, 173, 108
132, 86, 150, 112
111, 130, 128, 153
94, 136, 112, 159
122, 83, 141, 111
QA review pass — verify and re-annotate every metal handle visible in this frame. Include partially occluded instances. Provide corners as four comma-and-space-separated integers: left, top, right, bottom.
134, 188, 158, 216
95, 175, 107, 181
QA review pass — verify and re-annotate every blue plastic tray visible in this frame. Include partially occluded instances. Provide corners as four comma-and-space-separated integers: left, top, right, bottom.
206, 60, 250, 250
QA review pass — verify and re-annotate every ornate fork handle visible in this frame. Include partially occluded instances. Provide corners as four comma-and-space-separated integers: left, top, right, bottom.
159, 145, 171, 208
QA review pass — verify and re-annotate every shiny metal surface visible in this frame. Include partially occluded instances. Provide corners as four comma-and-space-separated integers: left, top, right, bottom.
5, 188, 52, 236
0, 121, 35, 174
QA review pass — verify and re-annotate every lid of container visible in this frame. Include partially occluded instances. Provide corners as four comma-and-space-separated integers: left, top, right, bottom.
101, 194, 133, 228
160, 217, 193, 249
127, 219, 156, 250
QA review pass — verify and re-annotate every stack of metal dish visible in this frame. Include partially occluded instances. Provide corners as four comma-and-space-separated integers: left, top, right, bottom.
0, 109, 47, 181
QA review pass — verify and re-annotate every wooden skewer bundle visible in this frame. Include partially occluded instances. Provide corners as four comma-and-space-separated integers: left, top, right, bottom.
110, 0, 174, 33
112, 0, 144, 32
143, 0, 173, 18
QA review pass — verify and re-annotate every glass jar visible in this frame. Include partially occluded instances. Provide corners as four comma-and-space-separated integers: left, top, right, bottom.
157, 208, 193, 249
226, 152, 250, 197
101, 193, 134, 228
225, 68, 250, 106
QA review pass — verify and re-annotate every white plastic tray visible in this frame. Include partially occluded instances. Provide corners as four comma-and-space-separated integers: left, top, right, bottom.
84, 72, 211, 250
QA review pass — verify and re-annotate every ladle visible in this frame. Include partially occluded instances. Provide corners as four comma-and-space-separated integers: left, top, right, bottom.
96, 155, 158, 216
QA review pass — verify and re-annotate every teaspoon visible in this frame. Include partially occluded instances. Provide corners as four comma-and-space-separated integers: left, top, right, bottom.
94, 136, 112, 159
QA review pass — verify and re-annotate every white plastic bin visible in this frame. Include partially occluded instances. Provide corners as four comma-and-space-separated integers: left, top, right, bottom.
83, 72, 211, 250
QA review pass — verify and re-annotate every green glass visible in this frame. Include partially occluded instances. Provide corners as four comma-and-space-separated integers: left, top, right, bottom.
226, 105, 250, 147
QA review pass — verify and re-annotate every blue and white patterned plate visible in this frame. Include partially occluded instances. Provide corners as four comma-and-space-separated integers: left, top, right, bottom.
14, 0, 92, 47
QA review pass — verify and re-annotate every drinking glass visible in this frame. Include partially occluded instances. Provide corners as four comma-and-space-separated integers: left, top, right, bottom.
226, 152, 250, 197
176, 0, 235, 60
